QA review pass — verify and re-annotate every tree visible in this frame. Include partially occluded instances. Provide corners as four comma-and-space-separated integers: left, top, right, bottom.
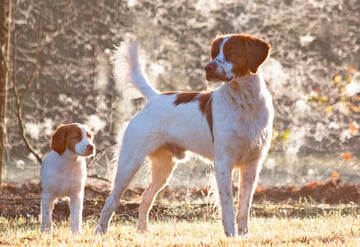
0, 0, 11, 186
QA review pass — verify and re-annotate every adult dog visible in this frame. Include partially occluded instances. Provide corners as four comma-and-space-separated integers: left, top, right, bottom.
96, 33, 273, 236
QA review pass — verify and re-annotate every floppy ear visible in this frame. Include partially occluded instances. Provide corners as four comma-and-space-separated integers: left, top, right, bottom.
244, 36, 271, 73
51, 125, 68, 155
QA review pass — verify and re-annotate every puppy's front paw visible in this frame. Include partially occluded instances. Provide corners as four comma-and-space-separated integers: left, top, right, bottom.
238, 228, 250, 236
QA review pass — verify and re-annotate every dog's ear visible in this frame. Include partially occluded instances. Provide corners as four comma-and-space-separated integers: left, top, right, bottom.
51, 124, 68, 155
243, 35, 271, 74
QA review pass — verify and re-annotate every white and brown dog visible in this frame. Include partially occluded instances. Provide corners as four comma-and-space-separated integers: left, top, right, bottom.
96, 33, 273, 236
41, 123, 95, 233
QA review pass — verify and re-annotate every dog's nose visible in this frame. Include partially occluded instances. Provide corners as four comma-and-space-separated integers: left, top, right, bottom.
205, 61, 217, 72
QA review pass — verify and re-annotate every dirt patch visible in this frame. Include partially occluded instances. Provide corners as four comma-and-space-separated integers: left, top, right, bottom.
1, 179, 359, 222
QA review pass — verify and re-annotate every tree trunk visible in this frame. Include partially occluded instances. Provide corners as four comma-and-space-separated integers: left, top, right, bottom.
0, 0, 11, 186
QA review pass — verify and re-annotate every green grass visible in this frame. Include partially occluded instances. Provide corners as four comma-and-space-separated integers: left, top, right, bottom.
0, 214, 359, 246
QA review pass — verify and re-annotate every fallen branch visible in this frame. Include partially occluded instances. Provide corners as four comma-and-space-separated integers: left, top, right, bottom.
87, 174, 111, 183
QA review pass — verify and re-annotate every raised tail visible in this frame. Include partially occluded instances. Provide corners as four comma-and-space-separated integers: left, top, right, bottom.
112, 43, 159, 100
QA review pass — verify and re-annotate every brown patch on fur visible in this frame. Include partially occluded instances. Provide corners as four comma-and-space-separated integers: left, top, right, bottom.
242, 34, 271, 74
150, 142, 186, 160
66, 127, 83, 153
162, 91, 214, 142
217, 34, 271, 77
83, 125, 94, 141
162, 91, 200, 106
198, 93, 214, 142
222, 36, 249, 77
51, 124, 83, 155
174, 92, 199, 105
230, 81, 240, 91
162, 143, 186, 160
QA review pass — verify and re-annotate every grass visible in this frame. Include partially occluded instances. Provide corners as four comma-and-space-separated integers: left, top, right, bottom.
0, 212, 359, 247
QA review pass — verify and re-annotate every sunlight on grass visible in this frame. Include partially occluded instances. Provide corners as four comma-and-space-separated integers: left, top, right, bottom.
0, 215, 359, 246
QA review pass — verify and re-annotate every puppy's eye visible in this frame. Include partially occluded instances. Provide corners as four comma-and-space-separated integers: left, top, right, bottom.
87, 132, 92, 138
69, 134, 81, 140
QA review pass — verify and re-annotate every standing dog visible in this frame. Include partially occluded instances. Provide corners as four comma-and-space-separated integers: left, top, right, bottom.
41, 123, 95, 233
96, 33, 273, 236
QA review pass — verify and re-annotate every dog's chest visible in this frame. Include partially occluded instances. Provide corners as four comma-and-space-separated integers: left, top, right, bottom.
212, 84, 273, 155
52, 159, 86, 197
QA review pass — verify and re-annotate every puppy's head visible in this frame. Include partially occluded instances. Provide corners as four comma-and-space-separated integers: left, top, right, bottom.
205, 33, 271, 82
51, 123, 95, 157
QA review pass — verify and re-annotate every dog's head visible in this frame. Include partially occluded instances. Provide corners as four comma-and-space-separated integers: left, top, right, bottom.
51, 123, 95, 157
205, 34, 271, 82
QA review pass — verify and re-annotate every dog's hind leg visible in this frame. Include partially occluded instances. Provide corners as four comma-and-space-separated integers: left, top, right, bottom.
137, 148, 176, 231
95, 147, 146, 234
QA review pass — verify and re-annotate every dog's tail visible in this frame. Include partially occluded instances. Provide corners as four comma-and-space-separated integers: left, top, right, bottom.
112, 43, 159, 100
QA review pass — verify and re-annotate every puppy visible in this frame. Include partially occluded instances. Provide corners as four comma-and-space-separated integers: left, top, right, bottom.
96, 33, 273, 236
41, 123, 95, 233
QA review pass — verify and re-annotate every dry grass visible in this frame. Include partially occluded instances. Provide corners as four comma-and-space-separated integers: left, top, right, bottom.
1, 214, 359, 247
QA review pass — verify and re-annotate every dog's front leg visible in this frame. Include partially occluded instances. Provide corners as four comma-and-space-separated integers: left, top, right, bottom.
69, 193, 83, 234
237, 161, 260, 235
41, 193, 55, 233
214, 160, 235, 237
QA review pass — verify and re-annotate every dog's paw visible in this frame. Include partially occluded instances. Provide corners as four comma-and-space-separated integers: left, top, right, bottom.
136, 224, 150, 233
40, 228, 52, 234
238, 228, 250, 236
71, 228, 82, 235
94, 224, 107, 235
40, 223, 53, 234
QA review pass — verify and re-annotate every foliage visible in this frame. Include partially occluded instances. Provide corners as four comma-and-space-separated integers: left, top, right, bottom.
2, 0, 360, 185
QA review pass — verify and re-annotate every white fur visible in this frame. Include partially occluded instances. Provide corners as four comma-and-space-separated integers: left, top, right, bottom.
96, 36, 273, 236
213, 36, 234, 80
113, 43, 159, 100
41, 124, 95, 234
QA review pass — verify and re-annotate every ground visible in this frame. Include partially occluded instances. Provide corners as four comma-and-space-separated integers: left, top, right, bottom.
1, 179, 359, 246
1, 178, 359, 221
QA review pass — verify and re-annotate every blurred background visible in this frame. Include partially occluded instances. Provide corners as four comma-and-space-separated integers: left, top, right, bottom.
1, 0, 360, 189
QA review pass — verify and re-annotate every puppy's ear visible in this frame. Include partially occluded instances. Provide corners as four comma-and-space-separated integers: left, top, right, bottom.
244, 35, 271, 74
51, 125, 68, 155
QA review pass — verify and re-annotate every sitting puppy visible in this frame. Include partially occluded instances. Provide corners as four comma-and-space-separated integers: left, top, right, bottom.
40, 123, 95, 233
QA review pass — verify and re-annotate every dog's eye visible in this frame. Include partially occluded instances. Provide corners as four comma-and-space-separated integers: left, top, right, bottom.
87, 132, 92, 138
225, 51, 236, 60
